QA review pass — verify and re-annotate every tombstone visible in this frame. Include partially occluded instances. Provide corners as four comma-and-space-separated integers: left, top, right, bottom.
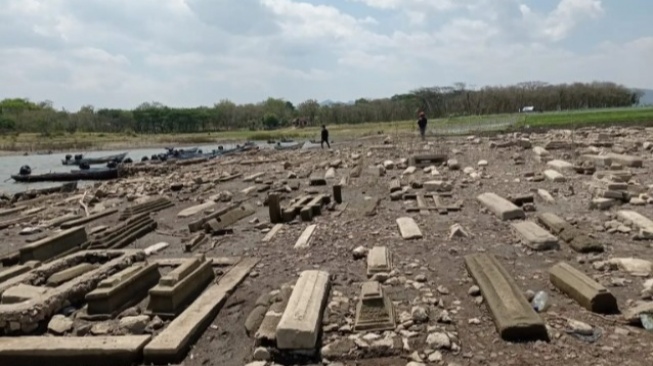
354, 281, 396, 332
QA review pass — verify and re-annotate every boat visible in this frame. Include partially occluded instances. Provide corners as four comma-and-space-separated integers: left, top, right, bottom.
274, 141, 304, 150
62, 152, 128, 166
11, 168, 119, 183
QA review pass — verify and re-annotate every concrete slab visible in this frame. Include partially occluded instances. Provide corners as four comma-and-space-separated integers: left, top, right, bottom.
581, 154, 611, 167
464, 253, 547, 341
618, 210, 653, 234
547, 159, 574, 171
1, 284, 49, 304
0, 261, 40, 284
477, 193, 525, 221
177, 201, 217, 218
0, 336, 151, 366
244, 172, 266, 182
276, 270, 330, 350
590, 198, 616, 210
46, 263, 99, 287
205, 204, 255, 234
143, 258, 258, 364
262, 224, 284, 243
549, 262, 618, 314
367, 246, 392, 277
19, 226, 88, 263
144, 242, 169, 256
532, 146, 550, 162
536, 212, 603, 252
511, 221, 559, 251
605, 153, 643, 168
537, 189, 555, 203
396, 217, 423, 240
543, 169, 566, 183
294, 225, 317, 249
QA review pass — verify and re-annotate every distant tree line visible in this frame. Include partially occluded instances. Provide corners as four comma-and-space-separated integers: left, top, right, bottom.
0, 81, 644, 135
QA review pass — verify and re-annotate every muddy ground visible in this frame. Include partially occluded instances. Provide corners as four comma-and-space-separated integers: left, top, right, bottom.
2, 127, 653, 366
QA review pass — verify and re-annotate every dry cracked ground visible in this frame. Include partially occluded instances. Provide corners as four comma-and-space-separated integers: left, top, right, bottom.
2, 126, 653, 366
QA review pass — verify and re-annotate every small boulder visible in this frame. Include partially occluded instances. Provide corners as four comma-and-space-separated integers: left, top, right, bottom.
48, 315, 73, 335
119, 315, 150, 335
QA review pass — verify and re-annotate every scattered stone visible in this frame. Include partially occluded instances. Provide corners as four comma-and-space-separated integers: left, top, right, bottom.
426, 332, 451, 349
48, 315, 74, 335
447, 159, 460, 170
468, 285, 481, 296
252, 347, 272, 361
411, 306, 429, 323
353, 246, 368, 260
119, 315, 150, 335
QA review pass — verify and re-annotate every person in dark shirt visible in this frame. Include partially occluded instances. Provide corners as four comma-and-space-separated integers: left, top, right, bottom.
417, 111, 427, 140
321, 125, 330, 148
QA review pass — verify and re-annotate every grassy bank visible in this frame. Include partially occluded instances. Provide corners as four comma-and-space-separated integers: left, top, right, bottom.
2, 107, 652, 153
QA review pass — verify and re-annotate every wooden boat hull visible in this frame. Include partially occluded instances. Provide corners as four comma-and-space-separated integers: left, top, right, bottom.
12, 169, 119, 183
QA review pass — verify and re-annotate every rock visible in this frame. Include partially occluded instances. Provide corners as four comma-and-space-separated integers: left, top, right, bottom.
118, 306, 141, 318
252, 347, 272, 361
321, 338, 355, 359
218, 191, 233, 202
170, 183, 183, 191
608, 258, 653, 276
437, 310, 452, 324
428, 350, 443, 362
411, 306, 429, 323
20, 227, 42, 236
426, 332, 451, 349
566, 319, 593, 336
409, 351, 423, 362
353, 246, 368, 260
74, 324, 92, 336
147, 316, 164, 331
478, 160, 488, 167
91, 322, 112, 335
245, 305, 268, 336
447, 159, 460, 170
415, 274, 427, 283
48, 315, 73, 335
119, 315, 150, 335
406, 362, 426, 366
437, 285, 449, 295
468, 285, 481, 296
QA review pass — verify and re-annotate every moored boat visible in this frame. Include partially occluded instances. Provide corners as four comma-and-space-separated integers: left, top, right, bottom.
11, 168, 119, 183
274, 141, 304, 150
62, 152, 128, 166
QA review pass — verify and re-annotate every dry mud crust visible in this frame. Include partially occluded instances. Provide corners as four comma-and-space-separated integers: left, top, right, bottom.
2, 129, 653, 366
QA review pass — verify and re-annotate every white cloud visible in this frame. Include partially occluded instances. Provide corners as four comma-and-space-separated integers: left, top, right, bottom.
521, 0, 604, 42
0, 0, 649, 110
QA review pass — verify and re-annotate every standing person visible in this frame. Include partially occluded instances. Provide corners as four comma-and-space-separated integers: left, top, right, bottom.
321, 125, 330, 149
417, 111, 427, 140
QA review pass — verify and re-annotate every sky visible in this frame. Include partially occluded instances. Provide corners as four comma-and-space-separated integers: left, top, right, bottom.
0, 0, 651, 111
